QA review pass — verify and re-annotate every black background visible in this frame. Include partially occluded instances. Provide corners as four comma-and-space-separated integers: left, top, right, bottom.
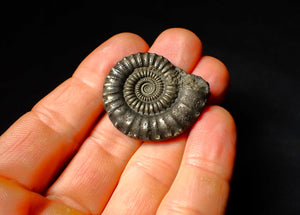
1, 1, 299, 214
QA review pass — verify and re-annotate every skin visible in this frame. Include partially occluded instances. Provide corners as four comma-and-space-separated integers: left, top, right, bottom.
0, 28, 236, 215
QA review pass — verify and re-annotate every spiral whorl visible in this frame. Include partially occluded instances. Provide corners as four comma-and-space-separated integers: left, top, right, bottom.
102, 52, 210, 141
123, 65, 178, 115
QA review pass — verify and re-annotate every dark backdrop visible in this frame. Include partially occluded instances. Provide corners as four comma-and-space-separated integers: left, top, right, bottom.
1, 2, 299, 214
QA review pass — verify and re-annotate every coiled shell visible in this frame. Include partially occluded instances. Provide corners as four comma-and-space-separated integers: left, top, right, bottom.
103, 52, 210, 141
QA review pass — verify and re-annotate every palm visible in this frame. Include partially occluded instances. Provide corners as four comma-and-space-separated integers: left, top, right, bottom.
0, 28, 236, 215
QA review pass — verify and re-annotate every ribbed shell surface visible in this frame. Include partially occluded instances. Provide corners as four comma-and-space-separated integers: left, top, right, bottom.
102, 52, 210, 141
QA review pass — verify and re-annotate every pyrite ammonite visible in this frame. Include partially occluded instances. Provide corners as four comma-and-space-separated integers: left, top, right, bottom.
102, 52, 210, 141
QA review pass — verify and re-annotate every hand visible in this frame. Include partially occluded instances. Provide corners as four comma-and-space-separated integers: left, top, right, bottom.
0, 28, 236, 215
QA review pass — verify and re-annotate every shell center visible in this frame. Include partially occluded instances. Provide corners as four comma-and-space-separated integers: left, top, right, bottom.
135, 77, 159, 99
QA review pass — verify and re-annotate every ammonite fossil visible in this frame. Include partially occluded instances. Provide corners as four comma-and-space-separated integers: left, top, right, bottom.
102, 52, 210, 141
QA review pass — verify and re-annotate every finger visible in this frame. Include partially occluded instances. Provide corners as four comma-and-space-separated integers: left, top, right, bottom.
46, 28, 203, 215
157, 106, 237, 215
46, 115, 142, 214
102, 28, 204, 215
151, 30, 229, 104
0, 177, 84, 215
149, 28, 202, 72
193, 56, 230, 104
0, 33, 148, 192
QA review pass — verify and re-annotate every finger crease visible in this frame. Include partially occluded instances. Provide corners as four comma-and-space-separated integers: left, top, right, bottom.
72, 72, 100, 92
47, 194, 91, 215
129, 155, 177, 188
162, 200, 204, 215
31, 105, 77, 142
88, 122, 141, 162
184, 156, 229, 183
87, 135, 120, 162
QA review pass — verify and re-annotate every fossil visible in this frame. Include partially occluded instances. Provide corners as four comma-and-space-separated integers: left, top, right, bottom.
102, 52, 210, 141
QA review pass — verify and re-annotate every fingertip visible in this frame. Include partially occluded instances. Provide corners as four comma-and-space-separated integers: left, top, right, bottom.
150, 28, 202, 72
194, 56, 230, 104
107, 32, 150, 53
74, 32, 149, 89
79, 32, 149, 68
153, 28, 202, 47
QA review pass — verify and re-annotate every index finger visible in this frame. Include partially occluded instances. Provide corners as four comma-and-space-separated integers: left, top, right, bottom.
0, 33, 149, 192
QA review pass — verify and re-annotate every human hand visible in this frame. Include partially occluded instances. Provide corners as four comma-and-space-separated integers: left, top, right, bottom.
0, 28, 236, 215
